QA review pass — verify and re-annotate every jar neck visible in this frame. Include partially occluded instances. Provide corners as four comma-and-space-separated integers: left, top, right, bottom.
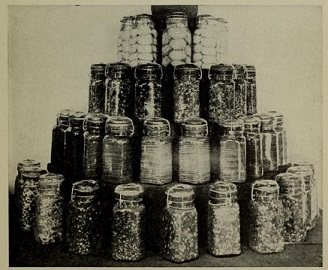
91, 73, 105, 80
168, 201, 194, 209
244, 127, 260, 134
210, 197, 237, 206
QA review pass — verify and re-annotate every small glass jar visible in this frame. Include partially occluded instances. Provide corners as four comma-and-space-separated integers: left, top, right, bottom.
232, 64, 247, 118
102, 116, 134, 184
216, 18, 228, 63
178, 118, 210, 184
162, 12, 192, 67
248, 180, 284, 254
111, 183, 145, 261
173, 64, 201, 123
140, 117, 172, 185
117, 16, 135, 64
219, 119, 246, 183
88, 63, 106, 113
207, 181, 241, 256
66, 180, 102, 255
34, 173, 64, 245
161, 184, 198, 263
83, 113, 108, 179
276, 173, 307, 243
244, 65, 257, 115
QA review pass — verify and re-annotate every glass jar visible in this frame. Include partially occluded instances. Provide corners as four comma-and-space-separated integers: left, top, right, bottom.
83, 113, 108, 179
130, 14, 157, 67
232, 64, 247, 118
243, 116, 263, 179
117, 16, 134, 64
219, 119, 246, 183
178, 118, 210, 184
102, 116, 134, 184
244, 65, 257, 115
216, 18, 228, 63
161, 184, 198, 263
140, 117, 172, 185
88, 63, 106, 113
34, 173, 64, 245
105, 62, 133, 118
173, 64, 201, 123
111, 183, 145, 261
66, 180, 102, 255
248, 180, 284, 254
207, 181, 241, 256
276, 173, 307, 243
208, 64, 235, 125
162, 12, 192, 67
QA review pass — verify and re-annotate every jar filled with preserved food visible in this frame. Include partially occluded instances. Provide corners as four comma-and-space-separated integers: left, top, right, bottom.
111, 183, 145, 261
178, 118, 210, 184
162, 12, 192, 67
117, 16, 134, 64
248, 180, 284, 254
161, 184, 198, 263
88, 63, 106, 113
233, 64, 247, 118
130, 14, 157, 67
34, 173, 64, 245
216, 18, 228, 63
102, 116, 134, 184
244, 65, 257, 115
207, 181, 241, 256
83, 113, 108, 179
276, 173, 307, 243
219, 119, 246, 183
66, 179, 102, 255
173, 64, 201, 123
140, 117, 172, 184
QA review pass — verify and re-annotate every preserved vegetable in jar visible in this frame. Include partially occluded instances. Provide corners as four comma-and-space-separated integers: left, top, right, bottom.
88, 63, 106, 113
207, 181, 241, 256
111, 183, 145, 261
232, 64, 247, 118
244, 65, 257, 115
117, 16, 134, 64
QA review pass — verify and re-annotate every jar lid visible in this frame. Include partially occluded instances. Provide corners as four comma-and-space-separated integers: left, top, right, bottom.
251, 179, 279, 201
144, 117, 170, 136
287, 166, 313, 185
254, 113, 274, 126
242, 115, 261, 126
232, 64, 246, 79
136, 13, 154, 22
21, 168, 47, 178
266, 111, 284, 123
221, 119, 244, 131
69, 111, 86, 126
84, 113, 108, 128
209, 181, 237, 201
57, 109, 72, 123
90, 63, 106, 73
181, 117, 208, 137
105, 62, 131, 77
106, 116, 134, 136
72, 179, 99, 197
135, 63, 163, 79
120, 16, 134, 23
167, 11, 188, 20
291, 161, 315, 173
166, 184, 194, 203
114, 183, 144, 202
39, 173, 64, 189
209, 64, 235, 76
17, 159, 41, 172
197, 14, 218, 23
244, 65, 256, 78
174, 64, 202, 78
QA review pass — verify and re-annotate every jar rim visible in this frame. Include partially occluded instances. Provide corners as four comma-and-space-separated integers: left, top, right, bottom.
242, 115, 261, 125
73, 179, 99, 194
84, 113, 108, 126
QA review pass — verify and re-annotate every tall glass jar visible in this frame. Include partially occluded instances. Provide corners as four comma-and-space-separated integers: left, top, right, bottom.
34, 173, 64, 245
161, 184, 198, 263
178, 118, 210, 184
248, 180, 284, 254
88, 63, 106, 113
117, 16, 134, 64
102, 116, 134, 184
219, 119, 246, 183
233, 64, 247, 118
140, 117, 172, 185
66, 180, 102, 255
111, 183, 145, 261
216, 18, 228, 63
162, 12, 192, 67
173, 64, 201, 123
83, 113, 108, 179
207, 181, 241, 256
244, 65, 257, 115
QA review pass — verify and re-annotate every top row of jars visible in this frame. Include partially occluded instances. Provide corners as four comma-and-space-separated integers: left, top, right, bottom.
117, 12, 228, 68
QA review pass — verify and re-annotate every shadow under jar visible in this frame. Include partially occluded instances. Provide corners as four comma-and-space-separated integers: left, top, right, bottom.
88, 64, 106, 114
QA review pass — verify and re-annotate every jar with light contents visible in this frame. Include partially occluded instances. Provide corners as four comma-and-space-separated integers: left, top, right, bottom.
117, 16, 135, 64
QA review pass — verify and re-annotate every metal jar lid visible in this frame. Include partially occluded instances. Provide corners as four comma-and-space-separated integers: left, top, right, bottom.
144, 117, 171, 136
106, 116, 134, 136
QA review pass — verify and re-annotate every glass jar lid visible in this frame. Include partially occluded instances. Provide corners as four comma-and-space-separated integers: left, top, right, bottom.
196, 14, 218, 27
254, 113, 274, 128
69, 111, 86, 127
144, 117, 170, 136
291, 161, 315, 173
209, 64, 235, 77
276, 172, 303, 195
174, 63, 202, 79
166, 184, 194, 205
21, 167, 47, 179
135, 13, 154, 26
120, 15, 134, 24
71, 179, 99, 198
232, 64, 246, 79
287, 166, 312, 189
221, 119, 244, 133
17, 159, 41, 173
266, 111, 284, 125
134, 63, 163, 80
106, 116, 134, 136
114, 183, 144, 203
244, 65, 256, 78
181, 117, 208, 137
105, 62, 131, 77
57, 109, 72, 125
166, 12, 188, 26
90, 63, 106, 73
84, 113, 108, 129
251, 179, 279, 201
39, 173, 64, 190
242, 115, 261, 129
209, 181, 237, 205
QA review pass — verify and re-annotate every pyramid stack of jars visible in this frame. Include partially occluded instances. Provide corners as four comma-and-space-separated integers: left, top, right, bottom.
14, 11, 320, 264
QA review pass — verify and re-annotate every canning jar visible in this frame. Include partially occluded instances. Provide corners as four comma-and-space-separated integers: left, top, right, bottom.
83, 113, 108, 179
88, 63, 106, 113
216, 18, 228, 63
161, 184, 198, 263
219, 119, 246, 183
248, 180, 284, 254
102, 116, 134, 184
105, 62, 133, 118
276, 173, 307, 243
66, 180, 102, 255
117, 16, 134, 64
173, 64, 201, 123
178, 118, 210, 184
111, 183, 145, 261
34, 173, 64, 245
244, 65, 257, 115
207, 181, 241, 256
130, 14, 157, 67
233, 64, 247, 118
162, 12, 192, 67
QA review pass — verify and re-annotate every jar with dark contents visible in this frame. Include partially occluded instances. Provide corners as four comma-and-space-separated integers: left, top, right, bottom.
173, 64, 201, 123
105, 62, 133, 118
117, 16, 135, 64
219, 119, 246, 183
88, 63, 106, 113
232, 64, 247, 118
66, 180, 102, 255
102, 116, 134, 184
248, 180, 284, 254
178, 118, 210, 184
111, 183, 145, 261
140, 117, 172, 185
244, 65, 257, 115
34, 173, 64, 245
83, 114, 108, 179
276, 173, 307, 243
207, 181, 241, 256
161, 184, 198, 263
243, 115, 263, 179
